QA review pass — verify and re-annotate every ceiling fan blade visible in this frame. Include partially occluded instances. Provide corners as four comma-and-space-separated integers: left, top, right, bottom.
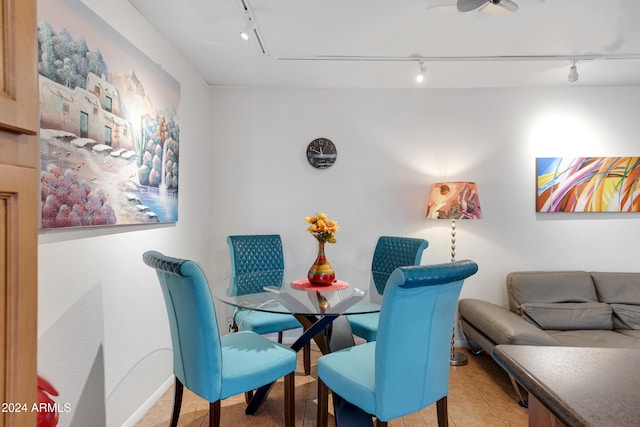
457, 0, 489, 12
498, 0, 519, 12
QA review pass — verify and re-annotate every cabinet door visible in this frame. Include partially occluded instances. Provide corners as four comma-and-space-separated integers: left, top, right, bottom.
0, 0, 38, 139
0, 0, 39, 425
0, 165, 38, 427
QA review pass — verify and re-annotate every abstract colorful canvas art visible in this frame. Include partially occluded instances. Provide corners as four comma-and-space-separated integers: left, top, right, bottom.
537, 157, 640, 212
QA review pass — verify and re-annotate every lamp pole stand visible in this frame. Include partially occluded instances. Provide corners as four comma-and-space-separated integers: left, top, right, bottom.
450, 218, 468, 366
450, 218, 456, 262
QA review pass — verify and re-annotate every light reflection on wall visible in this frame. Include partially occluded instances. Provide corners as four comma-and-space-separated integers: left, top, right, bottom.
387, 138, 488, 180
523, 108, 608, 157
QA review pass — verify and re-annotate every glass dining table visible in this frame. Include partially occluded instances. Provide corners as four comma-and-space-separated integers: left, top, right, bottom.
212, 267, 380, 426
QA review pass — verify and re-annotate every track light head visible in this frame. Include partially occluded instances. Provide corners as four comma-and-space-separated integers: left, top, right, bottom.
240, 21, 253, 41
568, 60, 579, 82
240, 11, 253, 41
416, 61, 426, 83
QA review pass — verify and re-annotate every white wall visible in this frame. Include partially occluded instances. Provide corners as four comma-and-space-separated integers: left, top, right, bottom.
210, 85, 640, 332
37, 0, 211, 426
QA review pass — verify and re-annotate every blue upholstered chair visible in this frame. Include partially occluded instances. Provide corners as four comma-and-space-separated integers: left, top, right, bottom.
348, 236, 429, 342
227, 234, 311, 374
317, 260, 478, 427
142, 251, 296, 427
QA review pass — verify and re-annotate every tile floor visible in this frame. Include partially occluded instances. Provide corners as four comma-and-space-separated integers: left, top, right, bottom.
135, 346, 528, 427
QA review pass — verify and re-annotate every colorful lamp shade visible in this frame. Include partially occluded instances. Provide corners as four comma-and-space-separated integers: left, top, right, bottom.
426, 182, 482, 220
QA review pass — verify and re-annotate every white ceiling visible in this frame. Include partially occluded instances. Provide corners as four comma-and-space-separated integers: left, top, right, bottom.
129, 0, 640, 88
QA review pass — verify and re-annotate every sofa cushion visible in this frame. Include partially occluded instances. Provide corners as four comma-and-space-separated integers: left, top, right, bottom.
507, 271, 597, 315
610, 304, 640, 329
591, 272, 640, 305
521, 302, 613, 330
459, 299, 559, 347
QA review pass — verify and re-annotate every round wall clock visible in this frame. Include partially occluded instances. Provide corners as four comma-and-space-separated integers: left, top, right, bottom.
306, 138, 337, 169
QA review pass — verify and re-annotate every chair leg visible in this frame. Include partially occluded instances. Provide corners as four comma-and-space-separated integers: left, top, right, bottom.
170, 377, 184, 427
303, 342, 311, 375
284, 372, 295, 427
436, 396, 448, 427
278, 331, 284, 343
298, 322, 312, 375
244, 389, 253, 404
209, 400, 221, 427
317, 378, 329, 427
375, 420, 388, 427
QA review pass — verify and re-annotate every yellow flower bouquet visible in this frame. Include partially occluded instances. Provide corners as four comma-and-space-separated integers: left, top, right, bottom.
305, 212, 340, 244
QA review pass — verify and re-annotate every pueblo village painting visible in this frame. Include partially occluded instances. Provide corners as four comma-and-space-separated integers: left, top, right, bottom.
536, 157, 640, 213
38, 0, 180, 229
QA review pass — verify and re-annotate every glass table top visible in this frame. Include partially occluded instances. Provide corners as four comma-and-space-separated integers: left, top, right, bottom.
212, 268, 379, 316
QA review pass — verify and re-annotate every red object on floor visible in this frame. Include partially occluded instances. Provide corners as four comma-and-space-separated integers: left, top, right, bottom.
37, 375, 59, 427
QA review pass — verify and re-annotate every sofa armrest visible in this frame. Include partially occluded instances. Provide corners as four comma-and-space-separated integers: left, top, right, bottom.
459, 299, 559, 346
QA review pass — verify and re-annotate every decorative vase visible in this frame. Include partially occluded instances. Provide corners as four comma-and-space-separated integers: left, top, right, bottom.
308, 241, 335, 286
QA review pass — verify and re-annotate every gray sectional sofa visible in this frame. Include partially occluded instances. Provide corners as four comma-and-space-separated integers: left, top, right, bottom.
458, 271, 640, 406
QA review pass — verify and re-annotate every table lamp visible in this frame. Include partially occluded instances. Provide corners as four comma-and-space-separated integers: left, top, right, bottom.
426, 181, 482, 365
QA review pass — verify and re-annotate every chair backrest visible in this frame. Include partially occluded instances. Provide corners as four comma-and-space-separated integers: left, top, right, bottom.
142, 250, 222, 402
371, 236, 429, 295
374, 260, 478, 421
227, 234, 285, 295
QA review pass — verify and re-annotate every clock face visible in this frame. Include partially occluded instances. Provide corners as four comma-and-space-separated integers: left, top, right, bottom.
306, 138, 337, 169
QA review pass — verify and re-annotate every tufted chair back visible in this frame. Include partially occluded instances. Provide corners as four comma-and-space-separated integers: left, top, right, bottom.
227, 234, 285, 295
371, 236, 429, 295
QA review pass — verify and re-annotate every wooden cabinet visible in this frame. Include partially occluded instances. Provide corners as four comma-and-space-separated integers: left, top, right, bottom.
0, 0, 39, 425
0, 0, 38, 140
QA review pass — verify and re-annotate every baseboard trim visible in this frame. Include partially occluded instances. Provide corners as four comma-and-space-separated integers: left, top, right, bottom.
121, 375, 174, 427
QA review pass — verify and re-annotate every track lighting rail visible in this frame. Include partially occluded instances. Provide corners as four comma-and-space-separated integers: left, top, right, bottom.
277, 53, 640, 63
